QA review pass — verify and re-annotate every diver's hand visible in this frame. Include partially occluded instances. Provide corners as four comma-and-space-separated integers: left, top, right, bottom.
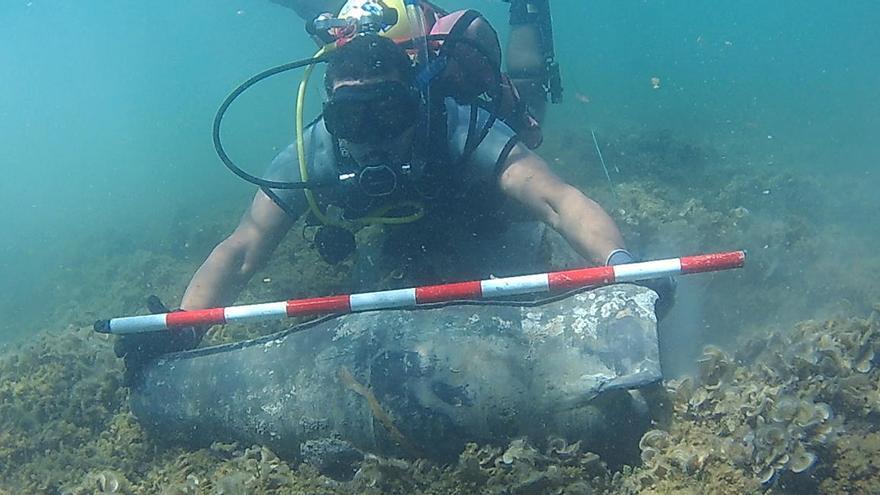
113, 296, 204, 386
605, 249, 677, 322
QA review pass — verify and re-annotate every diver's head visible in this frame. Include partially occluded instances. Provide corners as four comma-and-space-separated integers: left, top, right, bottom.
322, 34, 419, 155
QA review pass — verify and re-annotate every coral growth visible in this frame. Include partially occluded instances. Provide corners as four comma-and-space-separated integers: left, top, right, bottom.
624, 307, 880, 494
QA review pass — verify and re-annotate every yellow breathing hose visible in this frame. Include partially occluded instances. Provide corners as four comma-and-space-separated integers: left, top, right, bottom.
297, 47, 337, 226
295, 47, 425, 228
362, 201, 425, 224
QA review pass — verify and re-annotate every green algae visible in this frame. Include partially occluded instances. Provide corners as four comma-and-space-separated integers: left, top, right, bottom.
1, 130, 879, 494
4, 284, 876, 494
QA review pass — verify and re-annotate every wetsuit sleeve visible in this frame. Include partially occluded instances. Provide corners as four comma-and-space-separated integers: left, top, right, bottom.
261, 143, 307, 219
262, 121, 336, 219
446, 99, 519, 183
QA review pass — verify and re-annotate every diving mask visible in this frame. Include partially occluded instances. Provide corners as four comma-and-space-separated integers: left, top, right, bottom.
323, 81, 420, 144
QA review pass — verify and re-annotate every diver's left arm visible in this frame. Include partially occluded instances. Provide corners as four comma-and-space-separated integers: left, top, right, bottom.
498, 144, 625, 265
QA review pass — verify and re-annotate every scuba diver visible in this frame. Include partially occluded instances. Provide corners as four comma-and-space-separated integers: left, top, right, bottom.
114, 0, 674, 378
272, 0, 562, 137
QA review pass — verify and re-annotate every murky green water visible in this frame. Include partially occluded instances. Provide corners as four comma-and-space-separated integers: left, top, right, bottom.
1, 1, 878, 493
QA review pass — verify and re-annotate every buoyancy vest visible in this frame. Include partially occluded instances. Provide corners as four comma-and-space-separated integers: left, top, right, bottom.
420, 7, 543, 148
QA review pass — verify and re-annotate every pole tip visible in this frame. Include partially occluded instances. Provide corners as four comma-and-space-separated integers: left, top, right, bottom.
93, 320, 111, 333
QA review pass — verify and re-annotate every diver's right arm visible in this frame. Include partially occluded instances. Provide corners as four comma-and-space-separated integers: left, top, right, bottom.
180, 190, 298, 311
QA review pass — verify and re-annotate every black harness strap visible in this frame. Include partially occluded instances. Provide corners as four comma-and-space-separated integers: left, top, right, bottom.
261, 187, 301, 219
494, 135, 520, 176
458, 100, 503, 167
446, 10, 484, 41
460, 104, 481, 163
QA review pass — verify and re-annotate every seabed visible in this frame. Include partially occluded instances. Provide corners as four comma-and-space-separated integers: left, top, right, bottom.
2, 130, 878, 494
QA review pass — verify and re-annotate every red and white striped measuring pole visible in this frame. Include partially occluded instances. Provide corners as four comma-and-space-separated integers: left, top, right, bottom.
95, 250, 745, 335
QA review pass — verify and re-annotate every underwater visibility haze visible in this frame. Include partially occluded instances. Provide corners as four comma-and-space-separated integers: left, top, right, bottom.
0, 0, 878, 493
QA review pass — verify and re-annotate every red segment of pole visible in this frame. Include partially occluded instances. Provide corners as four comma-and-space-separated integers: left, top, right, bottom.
548, 266, 616, 291
166, 308, 227, 328
416, 281, 483, 303
680, 251, 746, 274
287, 295, 351, 316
